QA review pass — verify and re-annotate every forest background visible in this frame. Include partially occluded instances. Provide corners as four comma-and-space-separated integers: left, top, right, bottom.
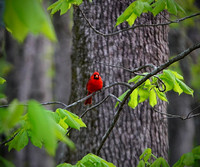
0, 0, 200, 167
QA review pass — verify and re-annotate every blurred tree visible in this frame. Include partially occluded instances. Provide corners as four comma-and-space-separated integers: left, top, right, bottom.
168, 0, 200, 165
67, 1, 169, 166
0, 1, 72, 167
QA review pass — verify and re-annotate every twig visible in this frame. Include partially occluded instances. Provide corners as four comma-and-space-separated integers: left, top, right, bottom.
96, 42, 200, 155
0, 101, 68, 108
0, 132, 19, 147
64, 82, 131, 109
95, 61, 157, 73
78, 6, 200, 37
153, 108, 200, 120
67, 94, 122, 135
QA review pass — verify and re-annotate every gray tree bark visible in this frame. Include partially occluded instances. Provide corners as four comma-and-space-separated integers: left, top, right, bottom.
67, 1, 169, 166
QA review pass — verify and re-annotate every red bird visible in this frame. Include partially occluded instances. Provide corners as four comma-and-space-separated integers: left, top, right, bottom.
84, 72, 103, 105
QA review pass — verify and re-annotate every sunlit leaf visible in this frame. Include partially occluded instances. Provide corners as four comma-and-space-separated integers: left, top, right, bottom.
128, 75, 142, 83
137, 160, 145, 167
128, 88, 138, 109
149, 88, 157, 107
176, 78, 193, 96
0, 77, 6, 84
138, 88, 149, 103
155, 89, 168, 102
151, 0, 166, 16
151, 157, 169, 167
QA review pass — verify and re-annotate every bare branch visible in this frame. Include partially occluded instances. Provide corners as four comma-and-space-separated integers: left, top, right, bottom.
67, 94, 122, 135
64, 82, 131, 109
153, 107, 200, 120
78, 6, 200, 37
96, 42, 200, 155
95, 61, 157, 73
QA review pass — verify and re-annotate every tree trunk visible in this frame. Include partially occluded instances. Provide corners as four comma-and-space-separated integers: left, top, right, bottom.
67, 1, 169, 166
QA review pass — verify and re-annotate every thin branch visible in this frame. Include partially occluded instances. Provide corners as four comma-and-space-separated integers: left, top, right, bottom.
153, 108, 200, 120
95, 61, 157, 73
67, 94, 122, 135
78, 6, 200, 37
96, 42, 200, 155
0, 132, 19, 147
0, 101, 68, 108
64, 82, 131, 109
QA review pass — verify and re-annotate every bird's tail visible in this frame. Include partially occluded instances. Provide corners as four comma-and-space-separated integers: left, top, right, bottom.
84, 92, 92, 105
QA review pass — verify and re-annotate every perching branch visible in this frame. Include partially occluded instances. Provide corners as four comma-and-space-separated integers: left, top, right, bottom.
78, 6, 200, 37
95, 61, 157, 73
64, 82, 131, 109
67, 93, 121, 135
96, 42, 200, 155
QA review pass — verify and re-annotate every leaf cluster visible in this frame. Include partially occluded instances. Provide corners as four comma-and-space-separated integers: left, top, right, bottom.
116, 69, 193, 109
137, 148, 169, 167
48, 0, 82, 15
3, 0, 56, 42
116, 0, 185, 26
0, 100, 86, 156
57, 153, 115, 167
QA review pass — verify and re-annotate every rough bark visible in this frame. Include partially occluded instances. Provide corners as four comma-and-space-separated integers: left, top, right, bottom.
67, 1, 169, 166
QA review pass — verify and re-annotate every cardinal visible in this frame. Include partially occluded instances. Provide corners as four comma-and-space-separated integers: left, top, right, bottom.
84, 72, 103, 105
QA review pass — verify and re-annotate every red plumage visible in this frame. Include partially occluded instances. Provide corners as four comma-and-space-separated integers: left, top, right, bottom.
84, 72, 103, 105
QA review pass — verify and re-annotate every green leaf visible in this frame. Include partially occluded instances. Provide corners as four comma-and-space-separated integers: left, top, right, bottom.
57, 109, 86, 130
137, 160, 145, 167
149, 88, 157, 107
155, 89, 168, 102
173, 79, 183, 95
57, 163, 75, 167
116, 1, 136, 26
76, 153, 116, 167
151, 157, 169, 167
0, 77, 6, 84
5, 100, 24, 130
182, 153, 195, 166
138, 88, 149, 103
28, 130, 43, 149
128, 88, 138, 109
48, 0, 82, 15
8, 129, 29, 151
4, 0, 56, 42
140, 148, 152, 160
151, 0, 166, 16
192, 146, 200, 160
115, 89, 130, 108
175, 2, 185, 14
128, 75, 142, 83
54, 123, 75, 149
28, 100, 57, 155
0, 156, 15, 167
176, 78, 193, 96
170, 70, 183, 80
166, 0, 177, 15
